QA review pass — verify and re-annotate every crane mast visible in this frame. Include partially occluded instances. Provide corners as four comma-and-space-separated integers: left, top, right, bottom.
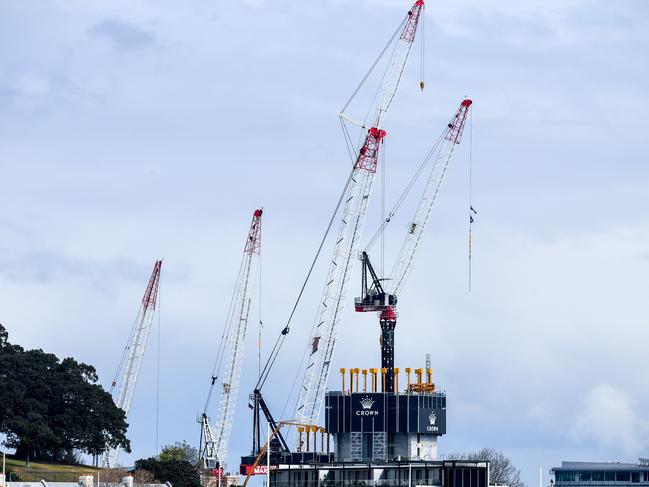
356, 99, 472, 393
294, 0, 425, 440
104, 260, 162, 468
201, 209, 263, 470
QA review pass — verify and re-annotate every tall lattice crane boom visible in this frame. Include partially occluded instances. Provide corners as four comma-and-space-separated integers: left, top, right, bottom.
201, 209, 263, 470
390, 99, 472, 294
104, 260, 162, 468
294, 0, 425, 440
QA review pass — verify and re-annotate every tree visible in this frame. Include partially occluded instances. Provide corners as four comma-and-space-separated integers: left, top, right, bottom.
0, 324, 131, 464
444, 448, 525, 487
159, 441, 199, 465
134, 457, 201, 487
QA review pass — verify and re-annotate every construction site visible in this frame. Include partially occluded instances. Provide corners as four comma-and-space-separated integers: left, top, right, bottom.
67, 2, 490, 487
4, 1, 486, 487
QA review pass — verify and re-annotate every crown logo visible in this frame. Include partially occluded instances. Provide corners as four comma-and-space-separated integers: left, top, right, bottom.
429, 412, 437, 425
360, 396, 375, 410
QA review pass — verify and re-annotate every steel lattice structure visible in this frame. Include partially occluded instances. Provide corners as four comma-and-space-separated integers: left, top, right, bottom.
103, 260, 162, 468
293, 1, 425, 446
202, 209, 263, 470
390, 99, 472, 295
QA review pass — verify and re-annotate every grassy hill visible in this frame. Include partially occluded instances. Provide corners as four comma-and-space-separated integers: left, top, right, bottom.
4, 455, 98, 482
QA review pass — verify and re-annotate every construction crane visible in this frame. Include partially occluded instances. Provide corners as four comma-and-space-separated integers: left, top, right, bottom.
199, 209, 263, 471
355, 98, 473, 392
293, 0, 426, 441
103, 260, 162, 468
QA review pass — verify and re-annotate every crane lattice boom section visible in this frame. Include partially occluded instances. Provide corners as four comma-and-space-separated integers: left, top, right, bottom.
294, 0, 424, 443
104, 260, 162, 468
390, 99, 472, 295
212, 209, 263, 467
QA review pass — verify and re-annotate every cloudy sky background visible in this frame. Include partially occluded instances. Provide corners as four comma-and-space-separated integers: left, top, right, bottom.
1, 0, 648, 485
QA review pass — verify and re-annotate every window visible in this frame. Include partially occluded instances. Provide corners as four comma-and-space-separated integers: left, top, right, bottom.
605, 472, 616, 482
631, 473, 640, 483
593, 472, 605, 482
556, 472, 576, 482
580, 472, 592, 481
617, 472, 631, 482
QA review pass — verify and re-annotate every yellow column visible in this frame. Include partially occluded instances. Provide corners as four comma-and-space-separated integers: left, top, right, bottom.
394, 368, 400, 393
381, 368, 387, 392
298, 426, 304, 452
362, 369, 368, 392
340, 368, 346, 394
405, 367, 412, 388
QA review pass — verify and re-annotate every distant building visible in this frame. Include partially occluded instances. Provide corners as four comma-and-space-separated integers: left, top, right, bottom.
552, 460, 649, 486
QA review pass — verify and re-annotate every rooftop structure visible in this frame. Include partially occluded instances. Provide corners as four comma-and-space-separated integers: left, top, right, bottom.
552, 460, 649, 486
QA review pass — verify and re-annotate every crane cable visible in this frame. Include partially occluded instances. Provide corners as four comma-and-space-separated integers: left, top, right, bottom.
256, 163, 357, 392
256, 96, 368, 395
468, 108, 476, 292
155, 272, 162, 454
364, 128, 446, 252
203, 248, 246, 415
420, 4, 426, 91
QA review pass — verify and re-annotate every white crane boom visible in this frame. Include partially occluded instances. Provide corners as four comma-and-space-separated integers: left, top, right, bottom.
294, 0, 425, 440
389, 99, 472, 294
204, 209, 263, 469
104, 260, 162, 468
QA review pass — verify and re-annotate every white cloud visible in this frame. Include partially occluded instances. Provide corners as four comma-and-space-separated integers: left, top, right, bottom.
572, 383, 649, 454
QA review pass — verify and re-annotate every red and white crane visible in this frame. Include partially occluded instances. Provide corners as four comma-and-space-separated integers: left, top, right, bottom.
104, 260, 162, 468
200, 209, 263, 470
294, 0, 425, 439
355, 99, 473, 392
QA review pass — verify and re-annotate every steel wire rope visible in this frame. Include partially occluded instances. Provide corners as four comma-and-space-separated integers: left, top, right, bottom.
155, 268, 162, 454
110, 303, 145, 394
364, 129, 446, 252
340, 16, 407, 117
468, 107, 474, 292
256, 164, 357, 393
203, 243, 247, 414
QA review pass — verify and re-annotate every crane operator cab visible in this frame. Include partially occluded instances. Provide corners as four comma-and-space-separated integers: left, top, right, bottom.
354, 252, 397, 312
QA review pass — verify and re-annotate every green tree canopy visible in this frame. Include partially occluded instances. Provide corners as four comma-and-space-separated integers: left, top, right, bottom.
135, 457, 201, 487
158, 441, 199, 465
0, 324, 130, 464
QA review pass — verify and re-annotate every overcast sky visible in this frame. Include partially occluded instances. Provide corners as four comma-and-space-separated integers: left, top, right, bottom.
1, 0, 648, 485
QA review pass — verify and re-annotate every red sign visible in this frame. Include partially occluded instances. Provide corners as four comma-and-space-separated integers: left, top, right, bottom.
241, 464, 278, 476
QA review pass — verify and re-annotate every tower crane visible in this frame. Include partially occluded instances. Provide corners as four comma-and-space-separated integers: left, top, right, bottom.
103, 260, 162, 468
355, 98, 473, 392
199, 209, 263, 471
293, 0, 426, 440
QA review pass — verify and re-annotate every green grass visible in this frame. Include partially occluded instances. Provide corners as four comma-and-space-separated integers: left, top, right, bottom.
4, 455, 98, 482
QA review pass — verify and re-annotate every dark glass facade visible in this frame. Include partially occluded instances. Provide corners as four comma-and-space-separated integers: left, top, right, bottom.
552, 462, 649, 486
